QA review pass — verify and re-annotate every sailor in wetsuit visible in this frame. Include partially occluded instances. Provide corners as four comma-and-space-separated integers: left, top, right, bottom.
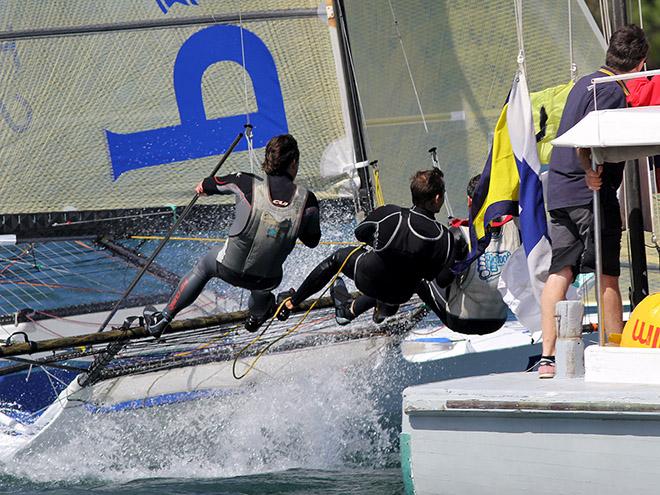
279, 168, 461, 325
146, 134, 321, 337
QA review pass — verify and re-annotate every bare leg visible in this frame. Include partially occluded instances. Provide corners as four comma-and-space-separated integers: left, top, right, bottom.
540, 266, 573, 357
601, 274, 623, 338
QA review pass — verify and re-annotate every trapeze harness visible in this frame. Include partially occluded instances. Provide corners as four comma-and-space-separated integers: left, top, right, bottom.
219, 176, 308, 283
435, 217, 519, 334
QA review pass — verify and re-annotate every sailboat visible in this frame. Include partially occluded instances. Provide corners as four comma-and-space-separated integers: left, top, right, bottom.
0, 0, 610, 459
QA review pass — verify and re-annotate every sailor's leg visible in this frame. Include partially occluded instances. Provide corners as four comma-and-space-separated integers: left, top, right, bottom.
145, 248, 219, 337
540, 267, 572, 357
372, 301, 399, 323
350, 295, 377, 317
601, 274, 623, 335
165, 248, 220, 318
415, 280, 447, 319
288, 246, 362, 306
245, 290, 276, 332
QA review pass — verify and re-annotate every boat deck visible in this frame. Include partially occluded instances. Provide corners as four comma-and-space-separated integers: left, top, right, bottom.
404, 370, 660, 416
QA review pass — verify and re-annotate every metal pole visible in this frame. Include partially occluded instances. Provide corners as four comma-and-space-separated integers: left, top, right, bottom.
592, 155, 606, 346
334, 0, 374, 214
95, 132, 244, 334
610, 0, 649, 308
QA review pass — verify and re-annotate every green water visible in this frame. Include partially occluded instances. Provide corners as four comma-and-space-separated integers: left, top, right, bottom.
1, 469, 403, 494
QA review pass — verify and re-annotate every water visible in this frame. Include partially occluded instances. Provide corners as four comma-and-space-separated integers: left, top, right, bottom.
0, 353, 405, 494
0, 468, 403, 494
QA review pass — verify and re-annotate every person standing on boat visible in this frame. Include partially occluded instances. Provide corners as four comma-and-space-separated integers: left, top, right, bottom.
539, 24, 649, 379
278, 168, 462, 325
146, 134, 321, 337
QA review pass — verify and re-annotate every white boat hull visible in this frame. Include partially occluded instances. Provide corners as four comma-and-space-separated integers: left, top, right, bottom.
402, 366, 660, 495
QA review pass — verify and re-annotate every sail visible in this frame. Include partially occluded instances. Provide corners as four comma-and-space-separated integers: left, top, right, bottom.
343, 0, 605, 215
0, 1, 356, 215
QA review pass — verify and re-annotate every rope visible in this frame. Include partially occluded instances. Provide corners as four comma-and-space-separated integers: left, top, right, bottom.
231, 244, 365, 379
387, 0, 428, 133
370, 161, 386, 207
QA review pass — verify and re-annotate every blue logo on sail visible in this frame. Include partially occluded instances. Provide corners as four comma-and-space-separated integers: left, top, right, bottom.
105, 25, 288, 179
155, 0, 199, 14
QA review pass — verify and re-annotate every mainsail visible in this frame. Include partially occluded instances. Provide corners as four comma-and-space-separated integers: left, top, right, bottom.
0, 0, 362, 226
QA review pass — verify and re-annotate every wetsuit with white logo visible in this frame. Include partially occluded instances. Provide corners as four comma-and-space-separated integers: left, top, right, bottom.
290, 204, 455, 319
164, 172, 320, 320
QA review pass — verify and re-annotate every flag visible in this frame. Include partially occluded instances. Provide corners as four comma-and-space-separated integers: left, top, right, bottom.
464, 70, 552, 331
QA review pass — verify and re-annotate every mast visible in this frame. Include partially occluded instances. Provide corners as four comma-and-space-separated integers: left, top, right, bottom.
611, 0, 649, 307
333, 0, 375, 215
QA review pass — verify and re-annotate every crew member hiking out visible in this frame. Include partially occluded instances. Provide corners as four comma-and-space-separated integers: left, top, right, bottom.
146, 134, 321, 337
430, 174, 520, 335
278, 168, 463, 325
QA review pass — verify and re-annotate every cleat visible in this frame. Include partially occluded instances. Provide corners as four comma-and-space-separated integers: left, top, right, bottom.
275, 288, 296, 321
330, 277, 354, 326
144, 306, 171, 338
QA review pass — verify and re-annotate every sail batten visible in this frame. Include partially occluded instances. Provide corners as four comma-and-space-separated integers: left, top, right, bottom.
0, 9, 319, 42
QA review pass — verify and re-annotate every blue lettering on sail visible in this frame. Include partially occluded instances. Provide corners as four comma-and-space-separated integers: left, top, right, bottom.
105, 25, 288, 179
0, 39, 33, 133
155, 0, 199, 14
476, 251, 511, 281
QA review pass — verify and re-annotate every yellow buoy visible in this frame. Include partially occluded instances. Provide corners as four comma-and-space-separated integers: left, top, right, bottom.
621, 293, 660, 348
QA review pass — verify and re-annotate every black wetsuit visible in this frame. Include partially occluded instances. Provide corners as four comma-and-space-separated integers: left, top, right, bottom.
290, 204, 455, 319
164, 172, 320, 319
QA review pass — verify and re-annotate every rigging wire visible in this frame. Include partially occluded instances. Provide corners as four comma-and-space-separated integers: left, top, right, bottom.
51, 210, 175, 227
128, 235, 358, 246
568, 0, 577, 82
386, 0, 428, 133
513, 0, 526, 75
599, 0, 612, 42
237, 2, 259, 174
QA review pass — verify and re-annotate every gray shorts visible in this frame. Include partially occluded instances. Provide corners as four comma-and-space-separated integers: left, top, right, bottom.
548, 197, 622, 278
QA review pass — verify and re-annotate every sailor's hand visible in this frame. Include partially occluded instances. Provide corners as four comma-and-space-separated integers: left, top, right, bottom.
585, 166, 603, 191
195, 181, 207, 196
577, 147, 592, 171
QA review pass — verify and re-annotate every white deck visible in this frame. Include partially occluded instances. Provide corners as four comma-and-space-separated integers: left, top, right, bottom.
402, 367, 660, 495
404, 368, 660, 416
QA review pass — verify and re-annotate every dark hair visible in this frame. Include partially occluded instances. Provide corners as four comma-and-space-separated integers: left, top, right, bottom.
467, 174, 481, 199
262, 134, 300, 175
605, 24, 648, 72
410, 168, 445, 207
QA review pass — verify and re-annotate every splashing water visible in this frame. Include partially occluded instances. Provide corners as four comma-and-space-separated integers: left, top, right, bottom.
0, 352, 396, 484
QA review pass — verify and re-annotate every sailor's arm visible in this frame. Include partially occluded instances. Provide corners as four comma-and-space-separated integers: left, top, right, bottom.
354, 204, 400, 245
197, 173, 254, 197
298, 192, 321, 248
427, 226, 469, 287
